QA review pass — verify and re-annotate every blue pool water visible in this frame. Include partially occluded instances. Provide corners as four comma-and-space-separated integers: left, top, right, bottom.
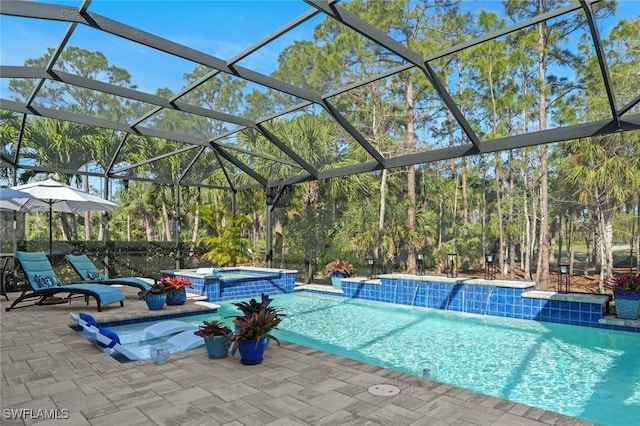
106, 292, 640, 426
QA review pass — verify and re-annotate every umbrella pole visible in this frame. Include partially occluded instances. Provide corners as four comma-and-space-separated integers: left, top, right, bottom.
49, 204, 53, 256
12, 211, 17, 255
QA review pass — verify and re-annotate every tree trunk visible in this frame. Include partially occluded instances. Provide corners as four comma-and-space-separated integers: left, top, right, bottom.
584, 231, 592, 276
142, 215, 154, 241
457, 61, 469, 226
523, 150, 532, 280
535, 13, 550, 287
482, 178, 487, 269
84, 171, 91, 241
407, 164, 416, 273
596, 188, 615, 294
537, 150, 550, 287
60, 213, 72, 241
530, 176, 539, 283
568, 210, 576, 276
377, 168, 388, 272
274, 207, 284, 267
162, 203, 173, 242
406, 78, 416, 274
461, 158, 468, 225
495, 153, 504, 277
508, 151, 515, 279
190, 193, 200, 256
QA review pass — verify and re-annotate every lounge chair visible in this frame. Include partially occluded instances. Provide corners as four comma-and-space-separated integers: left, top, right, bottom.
6, 251, 125, 312
70, 313, 195, 340
143, 320, 198, 339
82, 322, 203, 361
65, 254, 154, 292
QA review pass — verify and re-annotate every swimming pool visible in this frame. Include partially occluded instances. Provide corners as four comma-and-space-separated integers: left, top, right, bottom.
101, 292, 640, 426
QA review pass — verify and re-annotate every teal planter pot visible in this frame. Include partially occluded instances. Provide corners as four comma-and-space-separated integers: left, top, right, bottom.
144, 293, 166, 310
204, 335, 229, 359
330, 272, 346, 289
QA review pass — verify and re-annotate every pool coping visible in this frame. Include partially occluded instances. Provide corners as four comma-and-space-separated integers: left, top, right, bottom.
70, 297, 221, 327
161, 266, 298, 279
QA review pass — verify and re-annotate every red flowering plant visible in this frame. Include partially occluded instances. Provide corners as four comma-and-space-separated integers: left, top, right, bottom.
611, 273, 640, 292
137, 280, 172, 299
161, 276, 192, 291
325, 259, 354, 277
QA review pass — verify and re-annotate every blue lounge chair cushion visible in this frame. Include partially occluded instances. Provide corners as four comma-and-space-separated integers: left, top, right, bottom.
16, 252, 64, 291
67, 284, 124, 305
65, 254, 153, 291
13, 251, 125, 308
33, 274, 62, 288
97, 328, 120, 348
87, 271, 107, 280
79, 313, 97, 327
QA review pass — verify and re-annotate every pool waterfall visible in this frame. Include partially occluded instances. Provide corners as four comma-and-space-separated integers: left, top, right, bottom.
335, 273, 618, 331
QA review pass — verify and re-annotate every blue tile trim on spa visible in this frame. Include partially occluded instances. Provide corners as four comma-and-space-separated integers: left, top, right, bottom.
321, 274, 638, 333
162, 268, 297, 302
97, 308, 219, 328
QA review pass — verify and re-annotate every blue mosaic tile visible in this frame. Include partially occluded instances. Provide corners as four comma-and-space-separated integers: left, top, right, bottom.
99, 308, 218, 327
302, 279, 635, 332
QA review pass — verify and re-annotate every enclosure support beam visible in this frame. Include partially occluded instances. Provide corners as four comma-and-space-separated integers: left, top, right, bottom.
265, 187, 275, 268
174, 183, 181, 270
102, 176, 110, 278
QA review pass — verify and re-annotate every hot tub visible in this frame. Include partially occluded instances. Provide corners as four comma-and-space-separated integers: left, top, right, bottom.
162, 267, 297, 301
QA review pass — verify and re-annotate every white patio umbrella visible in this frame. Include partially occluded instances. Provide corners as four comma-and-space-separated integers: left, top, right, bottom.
1, 188, 45, 262
0, 188, 42, 211
10, 179, 118, 255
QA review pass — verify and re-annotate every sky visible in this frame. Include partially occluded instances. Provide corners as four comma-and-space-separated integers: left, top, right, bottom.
1, 1, 317, 95
1, 0, 638, 99
1, 0, 637, 192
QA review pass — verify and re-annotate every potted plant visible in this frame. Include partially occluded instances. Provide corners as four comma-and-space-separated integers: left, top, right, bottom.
232, 293, 279, 318
611, 273, 640, 319
194, 320, 233, 359
325, 259, 354, 289
227, 294, 283, 365
137, 281, 172, 310
162, 276, 192, 306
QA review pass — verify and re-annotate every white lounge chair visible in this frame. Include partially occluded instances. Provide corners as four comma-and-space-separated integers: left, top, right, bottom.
83, 325, 203, 361
143, 320, 196, 339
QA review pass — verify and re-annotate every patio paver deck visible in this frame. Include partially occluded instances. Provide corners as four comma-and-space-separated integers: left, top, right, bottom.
0, 287, 597, 425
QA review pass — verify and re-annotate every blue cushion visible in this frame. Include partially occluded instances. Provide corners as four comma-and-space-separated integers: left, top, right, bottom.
87, 271, 106, 280
33, 274, 47, 287
79, 313, 97, 327
64, 284, 125, 306
97, 328, 120, 348
34, 274, 61, 288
